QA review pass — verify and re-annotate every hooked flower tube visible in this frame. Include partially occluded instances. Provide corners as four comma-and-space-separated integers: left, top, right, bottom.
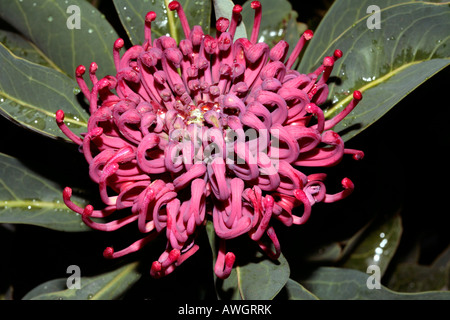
57, 1, 363, 279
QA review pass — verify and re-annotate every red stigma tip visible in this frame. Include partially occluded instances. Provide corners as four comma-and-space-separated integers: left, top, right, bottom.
233, 5, 243, 13
353, 90, 362, 100
342, 178, 354, 189
251, 1, 261, 9
225, 252, 235, 267
151, 261, 162, 273
103, 247, 114, 259
89, 62, 98, 72
56, 109, 65, 123
75, 65, 86, 76
303, 29, 314, 40
145, 11, 157, 22
63, 187, 72, 199
114, 38, 124, 49
169, 249, 181, 261
83, 205, 94, 217
334, 49, 343, 59
168, 1, 180, 11
324, 56, 334, 67
353, 151, 364, 160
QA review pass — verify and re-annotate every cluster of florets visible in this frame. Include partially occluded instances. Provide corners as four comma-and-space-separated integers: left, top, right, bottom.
57, 1, 363, 279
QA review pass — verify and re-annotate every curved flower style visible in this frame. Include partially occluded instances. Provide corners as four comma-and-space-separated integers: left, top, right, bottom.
57, 1, 363, 279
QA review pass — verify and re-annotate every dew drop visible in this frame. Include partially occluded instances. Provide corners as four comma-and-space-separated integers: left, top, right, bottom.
88, 28, 93, 34
73, 87, 81, 95
126, 16, 131, 22
47, 16, 53, 22
87, 294, 94, 299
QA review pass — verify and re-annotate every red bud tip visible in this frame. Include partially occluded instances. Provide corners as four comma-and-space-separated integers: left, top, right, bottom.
56, 109, 65, 123
323, 56, 334, 67
264, 194, 274, 208
233, 5, 243, 13
353, 151, 364, 160
225, 252, 235, 267
103, 247, 114, 259
342, 178, 354, 189
75, 65, 86, 76
145, 11, 156, 22
251, 1, 261, 9
216, 17, 229, 32
303, 29, 314, 40
334, 49, 343, 59
353, 90, 362, 100
151, 261, 162, 273
83, 205, 94, 217
90, 127, 103, 137
89, 62, 98, 73
114, 38, 124, 50
63, 187, 72, 199
168, 1, 180, 11
169, 249, 181, 262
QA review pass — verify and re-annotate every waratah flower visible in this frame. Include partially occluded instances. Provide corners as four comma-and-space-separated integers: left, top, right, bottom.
57, 1, 364, 279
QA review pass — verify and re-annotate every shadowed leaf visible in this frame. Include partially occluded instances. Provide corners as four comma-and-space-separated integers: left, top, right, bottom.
22, 262, 141, 300
300, 267, 450, 299
0, 0, 119, 79
0, 152, 90, 232
0, 43, 88, 140
298, 0, 450, 141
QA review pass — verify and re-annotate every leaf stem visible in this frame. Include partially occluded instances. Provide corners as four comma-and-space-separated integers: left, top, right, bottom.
165, 0, 179, 44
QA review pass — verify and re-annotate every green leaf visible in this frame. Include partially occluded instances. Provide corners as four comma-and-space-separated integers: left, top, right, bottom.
22, 262, 141, 300
0, 0, 119, 78
241, 0, 303, 50
281, 279, 319, 300
213, 0, 247, 39
206, 221, 290, 300
342, 211, 403, 277
219, 251, 290, 300
113, 0, 211, 45
388, 246, 450, 292
298, 0, 450, 141
0, 43, 88, 140
0, 152, 90, 232
300, 267, 450, 300
0, 30, 60, 71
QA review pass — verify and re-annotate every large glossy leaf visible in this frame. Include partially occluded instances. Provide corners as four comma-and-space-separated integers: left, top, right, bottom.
0, 43, 88, 139
300, 267, 450, 300
22, 262, 141, 300
113, 0, 211, 45
281, 279, 319, 300
342, 211, 403, 277
0, 0, 119, 79
388, 246, 450, 292
298, 0, 450, 141
0, 30, 59, 71
0, 152, 90, 232
206, 221, 290, 300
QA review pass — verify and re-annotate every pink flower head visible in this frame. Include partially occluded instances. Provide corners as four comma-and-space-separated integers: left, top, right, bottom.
57, 1, 363, 279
